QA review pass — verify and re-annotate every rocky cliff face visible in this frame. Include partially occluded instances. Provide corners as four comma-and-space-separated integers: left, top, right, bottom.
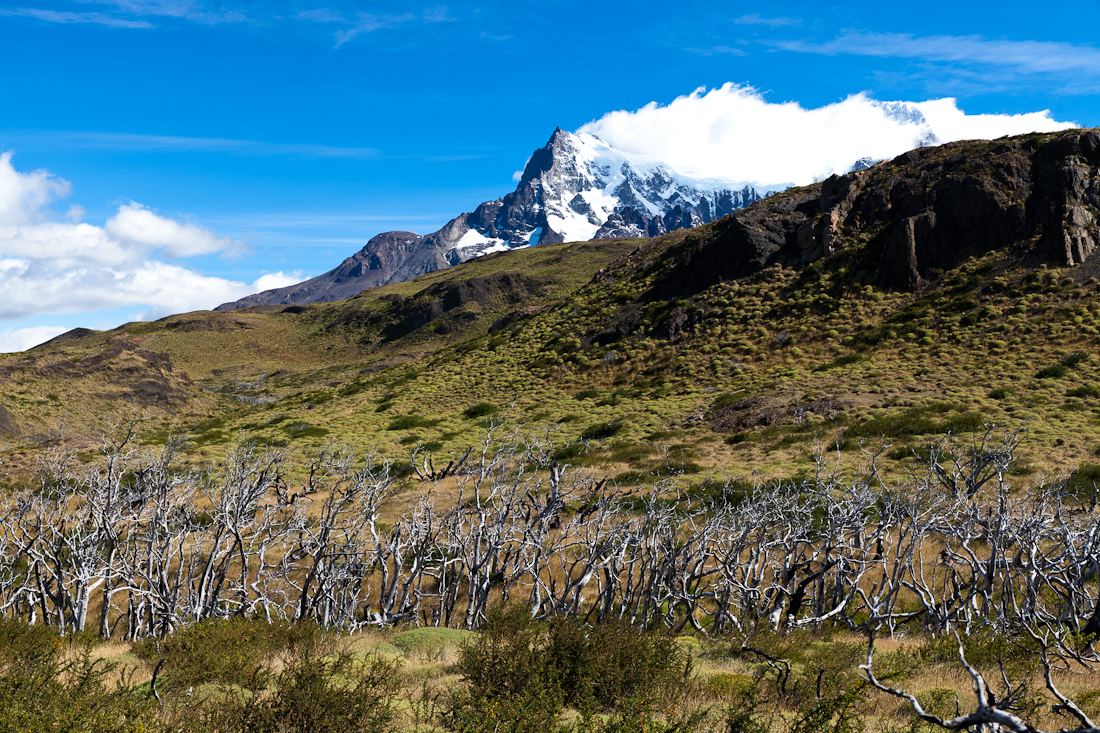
621, 129, 1100, 304
217, 129, 780, 311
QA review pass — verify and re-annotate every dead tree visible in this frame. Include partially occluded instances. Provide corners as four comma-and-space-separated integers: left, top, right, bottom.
863, 628, 1100, 733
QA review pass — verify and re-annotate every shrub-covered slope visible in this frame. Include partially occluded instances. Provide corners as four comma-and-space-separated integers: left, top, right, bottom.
4, 129, 1100, 483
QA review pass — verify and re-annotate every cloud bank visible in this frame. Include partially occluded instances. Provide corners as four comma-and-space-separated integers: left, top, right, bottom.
578, 84, 1077, 186
0, 151, 302, 348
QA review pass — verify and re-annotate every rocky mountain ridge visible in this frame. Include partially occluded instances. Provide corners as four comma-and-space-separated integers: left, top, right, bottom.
216, 129, 781, 310
605, 128, 1100, 314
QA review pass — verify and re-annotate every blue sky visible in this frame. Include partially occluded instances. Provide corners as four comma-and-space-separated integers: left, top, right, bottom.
0, 0, 1097, 350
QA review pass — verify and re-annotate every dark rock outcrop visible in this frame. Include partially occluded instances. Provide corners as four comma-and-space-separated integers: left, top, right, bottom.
625, 129, 1100, 301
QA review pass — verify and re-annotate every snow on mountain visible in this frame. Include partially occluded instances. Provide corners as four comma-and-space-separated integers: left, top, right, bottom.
437, 128, 787, 265
216, 129, 787, 311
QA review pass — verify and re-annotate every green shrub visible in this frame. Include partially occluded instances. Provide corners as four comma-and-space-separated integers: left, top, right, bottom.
1067, 464, 1100, 500
915, 629, 1038, 680
704, 673, 756, 699
1037, 363, 1069, 379
581, 421, 624, 441
445, 608, 694, 731
134, 617, 332, 694
1038, 351, 1089, 379
813, 353, 862, 372
725, 431, 757, 445
0, 618, 155, 733
386, 415, 441, 431
543, 617, 692, 712
443, 606, 565, 733
462, 402, 499, 419
282, 422, 331, 439
846, 403, 983, 439
914, 687, 959, 720
196, 652, 399, 733
553, 441, 588, 461
1063, 351, 1089, 368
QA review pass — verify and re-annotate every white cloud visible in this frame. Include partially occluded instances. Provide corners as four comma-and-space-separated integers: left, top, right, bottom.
0, 151, 304, 328
0, 257, 302, 321
578, 84, 1077, 186
252, 271, 303, 291
0, 325, 71, 354
106, 202, 246, 258
0, 151, 72, 225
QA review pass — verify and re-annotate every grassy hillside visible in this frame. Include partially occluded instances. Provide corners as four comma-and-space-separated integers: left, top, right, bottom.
3, 131, 1100, 487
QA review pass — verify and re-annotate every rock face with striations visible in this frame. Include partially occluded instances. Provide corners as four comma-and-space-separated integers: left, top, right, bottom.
217, 129, 780, 310
607, 129, 1100, 305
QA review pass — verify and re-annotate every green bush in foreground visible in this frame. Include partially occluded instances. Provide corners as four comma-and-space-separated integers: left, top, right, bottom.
0, 618, 155, 733
443, 607, 564, 733
197, 652, 400, 733
134, 617, 333, 694
544, 616, 692, 712
443, 607, 693, 732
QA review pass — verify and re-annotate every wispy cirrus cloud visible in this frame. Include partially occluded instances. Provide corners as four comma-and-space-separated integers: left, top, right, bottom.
5, 130, 381, 159
296, 7, 344, 23
0, 7, 153, 28
776, 31, 1100, 77
299, 5, 456, 48
422, 6, 454, 22
686, 45, 747, 57
734, 13, 800, 28
75, 0, 246, 24
334, 13, 415, 47
2, 0, 245, 28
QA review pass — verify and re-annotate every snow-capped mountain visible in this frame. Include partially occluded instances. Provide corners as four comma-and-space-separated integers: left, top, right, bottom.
216, 129, 786, 310
441, 128, 786, 262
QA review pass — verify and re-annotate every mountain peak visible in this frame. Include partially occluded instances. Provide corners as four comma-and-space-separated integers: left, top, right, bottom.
217, 127, 782, 311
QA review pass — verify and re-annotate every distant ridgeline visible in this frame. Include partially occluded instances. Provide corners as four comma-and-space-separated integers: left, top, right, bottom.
216, 128, 785, 311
